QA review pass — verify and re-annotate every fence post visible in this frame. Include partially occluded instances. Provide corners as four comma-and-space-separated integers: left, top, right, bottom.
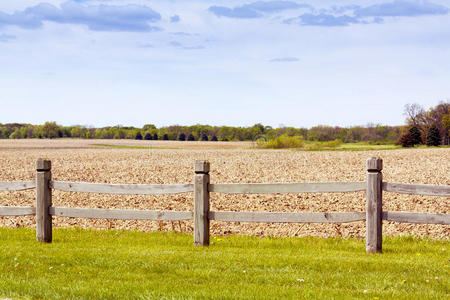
366, 157, 383, 253
36, 159, 52, 243
194, 160, 210, 246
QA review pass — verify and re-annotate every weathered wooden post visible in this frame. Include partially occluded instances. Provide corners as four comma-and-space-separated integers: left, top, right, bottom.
366, 157, 383, 253
194, 160, 210, 246
36, 159, 52, 243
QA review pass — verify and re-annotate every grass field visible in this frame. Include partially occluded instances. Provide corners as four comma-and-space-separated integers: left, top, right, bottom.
0, 227, 448, 299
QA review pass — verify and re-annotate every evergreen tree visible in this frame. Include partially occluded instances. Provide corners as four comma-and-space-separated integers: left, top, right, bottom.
144, 133, 152, 140
408, 126, 422, 145
211, 135, 218, 141
135, 132, 143, 140
153, 133, 158, 140
398, 132, 414, 147
163, 134, 169, 140
201, 133, 208, 141
187, 133, 195, 141
178, 133, 186, 141
426, 125, 441, 146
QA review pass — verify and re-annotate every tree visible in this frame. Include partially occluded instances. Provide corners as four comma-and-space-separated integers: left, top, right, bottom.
211, 135, 218, 141
153, 133, 158, 140
201, 133, 208, 141
408, 126, 422, 145
187, 133, 195, 141
41, 122, 60, 139
144, 133, 152, 140
9, 129, 20, 139
426, 125, 441, 146
143, 124, 156, 131
163, 134, 169, 140
178, 133, 186, 141
398, 132, 414, 147
404, 103, 425, 126
135, 132, 143, 140
443, 114, 450, 145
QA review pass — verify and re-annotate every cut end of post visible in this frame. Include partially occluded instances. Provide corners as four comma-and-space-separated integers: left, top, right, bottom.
366, 157, 382, 172
36, 159, 51, 172
195, 160, 210, 174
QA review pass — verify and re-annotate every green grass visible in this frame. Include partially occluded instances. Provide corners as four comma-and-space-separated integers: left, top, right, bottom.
1, 228, 448, 299
316, 142, 402, 151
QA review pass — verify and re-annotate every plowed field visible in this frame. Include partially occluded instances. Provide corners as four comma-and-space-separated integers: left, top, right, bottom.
0, 139, 448, 239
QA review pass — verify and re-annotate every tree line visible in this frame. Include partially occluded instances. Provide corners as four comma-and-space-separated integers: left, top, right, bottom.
1, 101, 448, 145
0, 122, 403, 143
399, 101, 449, 147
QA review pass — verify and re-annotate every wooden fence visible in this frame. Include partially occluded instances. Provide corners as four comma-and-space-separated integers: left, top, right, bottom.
1, 158, 449, 253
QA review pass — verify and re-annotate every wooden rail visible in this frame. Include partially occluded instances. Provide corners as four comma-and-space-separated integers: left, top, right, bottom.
209, 182, 365, 194
50, 207, 192, 220
1, 158, 449, 254
0, 181, 36, 191
51, 181, 194, 194
382, 182, 450, 197
382, 211, 449, 225
209, 211, 365, 223
0, 206, 35, 216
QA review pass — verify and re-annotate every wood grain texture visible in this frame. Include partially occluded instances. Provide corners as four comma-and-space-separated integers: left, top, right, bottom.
36, 162, 52, 243
0, 181, 36, 191
49, 207, 193, 220
209, 182, 365, 194
366, 158, 383, 253
194, 167, 210, 246
382, 182, 450, 197
383, 211, 450, 225
0, 206, 35, 216
209, 211, 365, 223
50, 181, 194, 194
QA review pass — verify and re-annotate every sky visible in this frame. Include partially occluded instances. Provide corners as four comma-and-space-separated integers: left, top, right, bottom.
0, 0, 449, 128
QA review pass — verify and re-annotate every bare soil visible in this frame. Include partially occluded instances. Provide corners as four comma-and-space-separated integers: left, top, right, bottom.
0, 139, 448, 239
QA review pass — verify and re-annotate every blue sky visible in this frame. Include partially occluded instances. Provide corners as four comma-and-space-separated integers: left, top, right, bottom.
1, 0, 449, 128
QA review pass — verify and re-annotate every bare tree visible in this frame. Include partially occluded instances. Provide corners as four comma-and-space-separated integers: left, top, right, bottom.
403, 103, 425, 126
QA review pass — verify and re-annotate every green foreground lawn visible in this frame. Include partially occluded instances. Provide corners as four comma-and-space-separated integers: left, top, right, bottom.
0, 228, 448, 299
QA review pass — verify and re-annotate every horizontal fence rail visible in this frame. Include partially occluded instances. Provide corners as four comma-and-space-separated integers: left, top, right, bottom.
0, 206, 36, 216
50, 207, 193, 221
382, 211, 449, 225
209, 211, 366, 223
51, 181, 194, 195
382, 182, 450, 197
209, 182, 366, 194
0, 181, 36, 191
1, 158, 449, 254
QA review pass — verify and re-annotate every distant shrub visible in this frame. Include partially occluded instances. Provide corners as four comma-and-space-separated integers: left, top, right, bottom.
187, 134, 195, 141
163, 134, 169, 140
178, 133, 186, 141
426, 125, 441, 146
398, 132, 414, 147
9, 130, 20, 139
258, 135, 304, 149
135, 132, 143, 140
409, 126, 422, 145
153, 133, 158, 140
304, 139, 343, 150
201, 133, 208, 141
321, 139, 342, 148
211, 135, 218, 141
144, 133, 152, 140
